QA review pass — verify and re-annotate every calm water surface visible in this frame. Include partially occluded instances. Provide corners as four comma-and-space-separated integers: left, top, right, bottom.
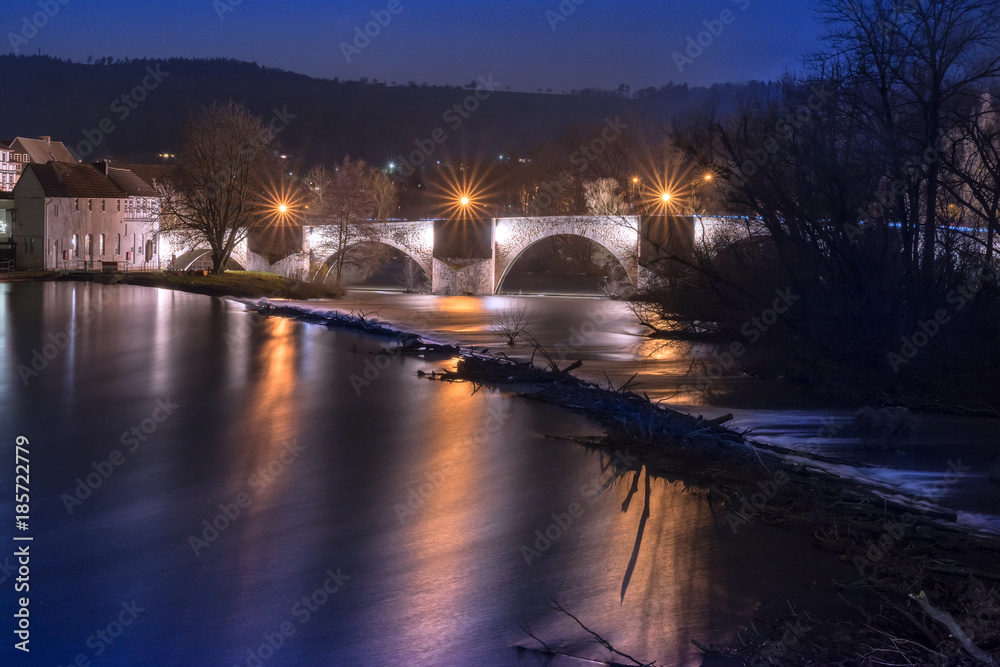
0, 282, 994, 666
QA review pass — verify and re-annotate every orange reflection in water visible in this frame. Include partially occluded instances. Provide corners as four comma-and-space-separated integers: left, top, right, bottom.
233, 316, 302, 503
393, 381, 501, 657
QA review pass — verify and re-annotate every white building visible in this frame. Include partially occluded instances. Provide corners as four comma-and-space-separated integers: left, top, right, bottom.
12, 161, 162, 270
0, 143, 18, 192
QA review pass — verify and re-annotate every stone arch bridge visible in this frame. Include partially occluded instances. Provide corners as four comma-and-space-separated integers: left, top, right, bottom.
296, 215, 724, 294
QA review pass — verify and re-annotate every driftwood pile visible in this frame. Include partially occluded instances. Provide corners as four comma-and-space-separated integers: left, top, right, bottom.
428, 348, 1000, 665
248, 300, 460, 356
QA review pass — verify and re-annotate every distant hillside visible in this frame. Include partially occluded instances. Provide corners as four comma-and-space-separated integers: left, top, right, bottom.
0, 55, 781, 167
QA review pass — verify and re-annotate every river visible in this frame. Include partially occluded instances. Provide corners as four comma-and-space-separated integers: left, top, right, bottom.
1, 281, 997, 666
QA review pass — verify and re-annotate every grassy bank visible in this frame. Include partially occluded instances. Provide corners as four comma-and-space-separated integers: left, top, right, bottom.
116, 271, 342, 300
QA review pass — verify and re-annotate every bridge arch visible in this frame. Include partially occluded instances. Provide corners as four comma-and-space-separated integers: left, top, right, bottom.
493, 216, 640, 293
307, 220, 434, 284
314, 238, 432, 285
172, 248, 246, 271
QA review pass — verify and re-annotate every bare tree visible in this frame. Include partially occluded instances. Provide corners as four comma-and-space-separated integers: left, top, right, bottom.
401, 257, 423, 293
369, 169, 400, 224
157, 102, 277, 273
307, 158, 389, 287
819, 0, 1000, 280
941, 92, 1000, 265
489, 303, 537, 345
584, 178, 629, 215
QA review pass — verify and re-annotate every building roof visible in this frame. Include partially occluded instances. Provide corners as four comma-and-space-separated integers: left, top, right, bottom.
10, 136, 77, 164
115, 163, 176, 191
24, 162, 131, 199
106, 166, 159, 197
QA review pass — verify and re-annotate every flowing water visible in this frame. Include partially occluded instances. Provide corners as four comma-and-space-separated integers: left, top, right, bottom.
1, 282, 996, 666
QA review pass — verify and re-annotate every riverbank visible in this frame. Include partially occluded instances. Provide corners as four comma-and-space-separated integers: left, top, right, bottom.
1, 269, 341, 299
118, 271, 344, 299
244, 298, 1000, 666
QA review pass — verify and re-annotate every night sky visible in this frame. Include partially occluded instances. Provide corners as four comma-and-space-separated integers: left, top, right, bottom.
5, 0, 824, 91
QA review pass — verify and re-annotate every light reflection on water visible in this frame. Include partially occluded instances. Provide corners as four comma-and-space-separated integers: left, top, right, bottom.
0, 282, 993, 666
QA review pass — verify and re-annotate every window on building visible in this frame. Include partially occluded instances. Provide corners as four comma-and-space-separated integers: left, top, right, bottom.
115, 234, 121, 255
99, 234, 105, 256
101, 199, 106, 212
117, 199, 121, 212
145, 239, 154, 262
88, 199, 93, 212
85, 234, 92, 257
74, 199, 79, 212
72, 234, 79, 257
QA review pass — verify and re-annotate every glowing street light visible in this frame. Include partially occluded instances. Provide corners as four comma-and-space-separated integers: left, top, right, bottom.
460, 196, 470, 206
661, 192, 671, 202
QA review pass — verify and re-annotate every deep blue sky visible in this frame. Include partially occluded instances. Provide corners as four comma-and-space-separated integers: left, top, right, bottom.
4, 0, 824, 91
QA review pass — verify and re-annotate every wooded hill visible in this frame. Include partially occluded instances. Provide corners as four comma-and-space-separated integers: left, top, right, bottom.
0, 55, 780, 167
